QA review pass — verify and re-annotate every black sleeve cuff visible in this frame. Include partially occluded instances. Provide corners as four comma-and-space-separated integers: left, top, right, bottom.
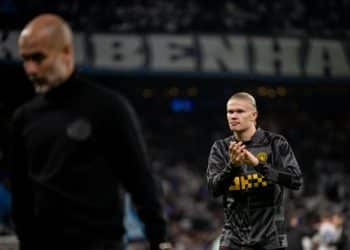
265, 167, 279, 182
254, 163, 278, 182
254, 163, 302, 189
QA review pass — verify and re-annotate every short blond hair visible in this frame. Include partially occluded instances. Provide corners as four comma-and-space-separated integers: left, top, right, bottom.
228, 92, 257, 111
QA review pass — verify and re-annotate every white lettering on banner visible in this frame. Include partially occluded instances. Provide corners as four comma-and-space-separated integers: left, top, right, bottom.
92, 34, 144, 69
0, 31, 20, 60
306, 39, 350, 77
148, 35, 196, 71
277, 38, 302, 76
73, 32, 85, 65
200, 35, 248, 73
1, 31, 350, 78
253, 37, 301, 76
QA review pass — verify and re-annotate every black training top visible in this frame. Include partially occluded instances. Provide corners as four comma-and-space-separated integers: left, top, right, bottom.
207, 128, 303, 249
9, 72, 167, 249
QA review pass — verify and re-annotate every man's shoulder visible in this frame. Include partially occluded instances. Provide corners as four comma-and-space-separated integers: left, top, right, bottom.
11, 95, 43, 124
79, 76, 125, 101
211, 135, 233, 149
14, 95, 43, 113
258, 128, 291, 153
78, 75, 118, 98
78, 75, 130, 108
80, 77, 137, 122
258, 128, 287, 142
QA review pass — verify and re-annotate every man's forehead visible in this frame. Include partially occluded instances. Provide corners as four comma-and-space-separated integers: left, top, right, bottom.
19, 29, 50, 51
21, 27, 47, 42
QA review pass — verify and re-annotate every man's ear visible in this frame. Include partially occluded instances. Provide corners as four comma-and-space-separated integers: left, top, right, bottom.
251, 111, 258, 121
62, 44, 72, 56
61, 44, 73, 66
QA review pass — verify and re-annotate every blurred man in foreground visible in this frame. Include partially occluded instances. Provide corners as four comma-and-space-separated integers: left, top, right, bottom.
10, 13, 171, 250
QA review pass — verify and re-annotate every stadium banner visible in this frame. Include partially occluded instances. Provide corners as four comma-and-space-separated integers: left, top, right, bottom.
1, 31, 349, 78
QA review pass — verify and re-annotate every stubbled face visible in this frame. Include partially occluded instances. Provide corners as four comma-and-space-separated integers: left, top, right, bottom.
226, 98, 257, 133
18, 29, 68, 94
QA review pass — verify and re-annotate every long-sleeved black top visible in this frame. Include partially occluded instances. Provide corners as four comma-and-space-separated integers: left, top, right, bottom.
207, 128, 302, 249
9, 72, 167, 250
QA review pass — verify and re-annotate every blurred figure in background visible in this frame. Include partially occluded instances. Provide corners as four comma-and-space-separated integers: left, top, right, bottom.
9, 13, 171, 250
312, 210, 347, 250
286, 213, 304, 250
330, 212, 347, 250
207, 92, 303, 250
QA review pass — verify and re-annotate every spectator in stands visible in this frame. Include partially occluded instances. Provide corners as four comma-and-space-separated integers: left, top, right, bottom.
312, 210, 348, 250
9, 13, 171, 250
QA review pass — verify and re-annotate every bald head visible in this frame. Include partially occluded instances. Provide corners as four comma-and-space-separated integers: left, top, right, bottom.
18, 14, 75, 94
19, 14, 73, 51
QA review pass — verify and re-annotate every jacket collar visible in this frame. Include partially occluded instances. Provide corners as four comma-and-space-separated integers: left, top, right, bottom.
44, 71, 81, 101
231, 127, 267, 146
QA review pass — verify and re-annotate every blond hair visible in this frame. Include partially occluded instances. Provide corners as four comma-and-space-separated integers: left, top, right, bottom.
228, 92, 257, 111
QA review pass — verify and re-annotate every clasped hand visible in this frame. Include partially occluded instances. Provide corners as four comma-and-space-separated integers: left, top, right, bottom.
229, 141, 259, 166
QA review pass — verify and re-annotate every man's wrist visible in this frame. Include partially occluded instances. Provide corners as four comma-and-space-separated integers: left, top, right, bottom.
253, 161, 267, 172
252, 158, 260, 167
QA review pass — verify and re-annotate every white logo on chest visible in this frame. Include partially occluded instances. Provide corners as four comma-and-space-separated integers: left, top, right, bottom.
66, 118, 92, 141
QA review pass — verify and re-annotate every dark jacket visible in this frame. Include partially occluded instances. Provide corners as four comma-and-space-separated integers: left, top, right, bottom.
9, 72, 167, 250
207, 128, 302, 249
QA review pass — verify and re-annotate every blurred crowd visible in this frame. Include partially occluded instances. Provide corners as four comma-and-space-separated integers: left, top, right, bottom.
1, 0, 349, 36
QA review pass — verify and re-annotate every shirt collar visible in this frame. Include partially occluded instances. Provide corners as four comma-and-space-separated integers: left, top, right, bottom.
44, 71, 81, 101
232, 127, 266, 145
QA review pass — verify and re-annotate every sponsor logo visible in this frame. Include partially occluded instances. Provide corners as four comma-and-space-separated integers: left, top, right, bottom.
66, 118, 92, 141
229, 173, 268, 191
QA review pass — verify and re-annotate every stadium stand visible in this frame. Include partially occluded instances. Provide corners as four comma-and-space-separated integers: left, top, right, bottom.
0, 0, 349, 36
